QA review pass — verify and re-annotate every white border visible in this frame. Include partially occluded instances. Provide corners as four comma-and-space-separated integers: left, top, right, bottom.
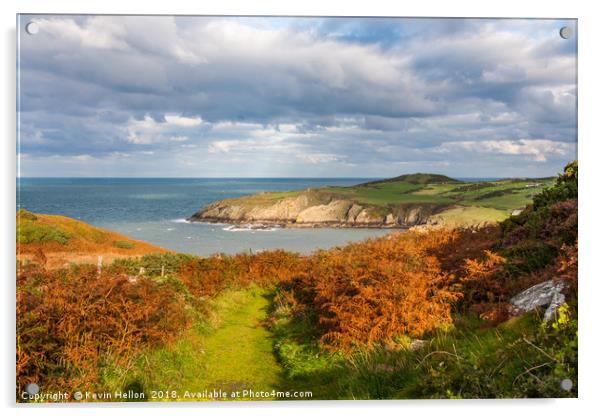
2, 1, 600, 415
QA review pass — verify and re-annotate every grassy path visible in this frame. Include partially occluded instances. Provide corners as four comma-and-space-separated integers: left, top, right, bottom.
125, 286, 284, 401
195, 286, 283, 396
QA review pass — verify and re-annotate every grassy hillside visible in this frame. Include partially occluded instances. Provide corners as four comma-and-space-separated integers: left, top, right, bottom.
322, 176, 554, 211
193, 173, 555, 227
17, 209, 167, 268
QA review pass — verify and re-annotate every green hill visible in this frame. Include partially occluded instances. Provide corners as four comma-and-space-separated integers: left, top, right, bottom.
188, 173, 556, 228
361, 173, 461, 186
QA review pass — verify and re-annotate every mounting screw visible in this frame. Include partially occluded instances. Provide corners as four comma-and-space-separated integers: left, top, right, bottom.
559, 26, 572, 40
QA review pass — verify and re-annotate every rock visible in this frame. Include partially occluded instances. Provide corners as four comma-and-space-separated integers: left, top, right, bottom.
346, 204, 364, 223
509, 279, 566, 321
354, 209, 384, 225
296, 200, 353, 223
246, 194, 312, 221
189, 190, 434, 228
403, 207, 423, 225
409, 339, 427, 351
190, 193, 313, 223
511, 208, 524, 216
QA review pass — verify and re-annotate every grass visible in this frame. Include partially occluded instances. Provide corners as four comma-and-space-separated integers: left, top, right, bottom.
324, 182, 454, 205
268, 303, 577, 399
17, 209, 167, 268
202, 175, 556, 227
104, 285, 284, 401
428, 206, 508, 227
17, 213, 71, 245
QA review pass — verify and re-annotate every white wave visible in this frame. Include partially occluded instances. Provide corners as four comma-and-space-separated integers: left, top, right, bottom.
172, 218, 230, 227
222, 224, 281, 232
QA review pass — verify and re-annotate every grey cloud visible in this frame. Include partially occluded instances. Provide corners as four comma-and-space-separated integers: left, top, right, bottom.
17, 15, 577, 177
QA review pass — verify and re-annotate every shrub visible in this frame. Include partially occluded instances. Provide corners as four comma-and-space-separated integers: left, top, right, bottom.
500, 241, 556, 275
16, 218, 71, 245
16, 264, 190, 394
177, 250, 302, 298
113, 240, 135, 249
533, 160, 577, 209
280, 231, 462, 350
17, 209, 38, 221
110, 252, 197, 276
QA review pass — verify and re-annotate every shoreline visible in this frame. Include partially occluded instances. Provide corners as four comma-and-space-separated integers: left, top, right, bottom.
186, 217, 411, 230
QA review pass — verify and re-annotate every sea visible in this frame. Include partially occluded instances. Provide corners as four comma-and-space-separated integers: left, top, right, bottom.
17, 178, 395, 256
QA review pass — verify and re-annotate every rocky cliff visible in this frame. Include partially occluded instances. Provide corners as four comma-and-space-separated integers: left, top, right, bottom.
187, 190, 439, 228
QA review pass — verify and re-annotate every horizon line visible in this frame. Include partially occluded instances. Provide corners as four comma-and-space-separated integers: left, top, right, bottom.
16, 175, 551, 180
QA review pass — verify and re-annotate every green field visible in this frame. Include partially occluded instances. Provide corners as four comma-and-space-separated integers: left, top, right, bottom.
324, 175, 554, 211
220, 173, 555, 226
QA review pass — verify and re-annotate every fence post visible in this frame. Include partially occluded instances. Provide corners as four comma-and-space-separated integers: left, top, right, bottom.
97, 255, 103, 277
161, 265, 165, 278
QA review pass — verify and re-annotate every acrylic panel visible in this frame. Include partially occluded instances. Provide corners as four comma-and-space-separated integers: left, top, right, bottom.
16, 15, 578, 403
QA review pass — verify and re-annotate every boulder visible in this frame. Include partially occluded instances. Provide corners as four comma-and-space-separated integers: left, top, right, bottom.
509, 279, 566, 322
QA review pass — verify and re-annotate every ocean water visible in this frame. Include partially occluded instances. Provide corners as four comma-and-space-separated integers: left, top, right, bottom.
17, 178, 394, 256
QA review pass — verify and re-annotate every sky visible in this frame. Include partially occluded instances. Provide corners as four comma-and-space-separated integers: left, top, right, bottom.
17, 16, 577, 178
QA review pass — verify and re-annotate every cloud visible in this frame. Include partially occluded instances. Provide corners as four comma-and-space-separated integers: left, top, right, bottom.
123, 113, 203, 145
299, 153, 343, 164
164, 114, 203, 127
207, 140, 244, 154
17, 15, 577, 177
169, 136, 189, 142
436, 139, 572, 162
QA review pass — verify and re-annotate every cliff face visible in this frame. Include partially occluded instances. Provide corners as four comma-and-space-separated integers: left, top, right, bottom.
187, 192, 438, 228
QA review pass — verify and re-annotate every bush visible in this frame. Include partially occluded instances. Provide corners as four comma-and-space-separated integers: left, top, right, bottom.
500, 241, 557, 274
533, 160, 577, 209
280, 230, 462, 350
16, 263, 191, 394
17, 209, 38, 221
17, 218, 71, 245
113, 240, 135, 249
110, 252, 197, 276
